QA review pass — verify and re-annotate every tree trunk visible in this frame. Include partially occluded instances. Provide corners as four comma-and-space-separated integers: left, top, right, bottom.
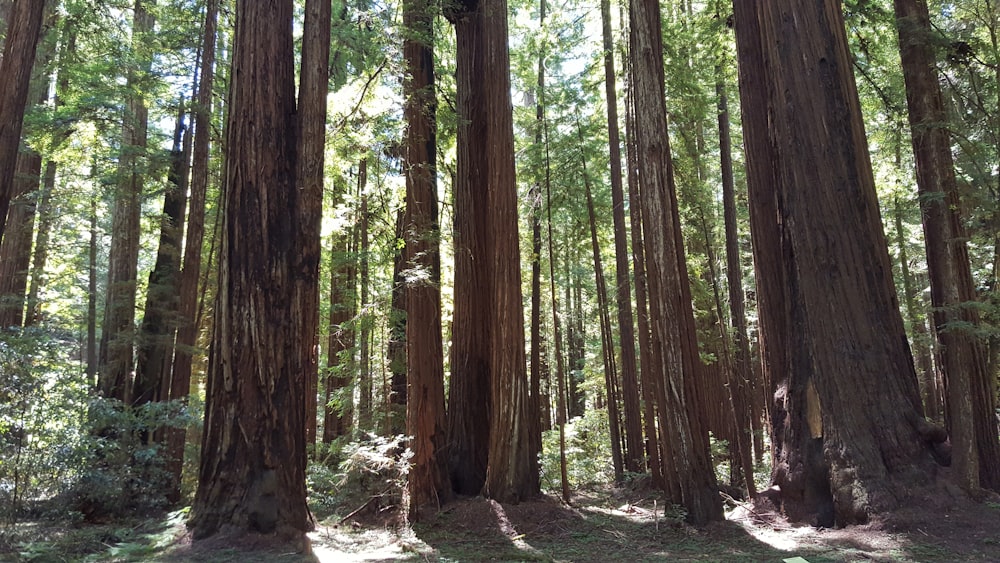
190, 0, 313, 539
733, 1, 941, 526
894, 0, 1000, 493
0, 0, 44, 241
87, 193, 98, 382
403, 0, 452, 514
446, 2, 492, 498
324, 229, 356, 443
133, 107, 189, 411
165, 0, 217, 505
24, 159, 53, 326
98, 0, 154, 402
0, 152, 39, 328
358, 169, 372, 433
297, 0, 331, 451
628, 0, 722, 525
387, 208, 407, 435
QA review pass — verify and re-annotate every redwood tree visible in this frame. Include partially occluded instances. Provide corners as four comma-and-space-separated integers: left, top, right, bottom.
733, 1, 942, 526
894, 0, 1000, 494
628, 0, 722, 525
403, 0, 451, 515
0, 0, 45, 242
189, 0, 312, 538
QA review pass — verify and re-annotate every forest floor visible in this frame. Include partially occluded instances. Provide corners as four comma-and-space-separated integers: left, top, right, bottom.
4, 485, 1000, 562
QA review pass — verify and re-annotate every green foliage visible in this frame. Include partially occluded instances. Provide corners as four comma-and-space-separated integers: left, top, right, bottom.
308, 434, 411, 521
540, 410, 616, 492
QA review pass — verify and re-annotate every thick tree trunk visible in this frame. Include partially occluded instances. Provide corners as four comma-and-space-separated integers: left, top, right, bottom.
297, 0, 330, 451
403, 0, 451, 515
165, 0, 217, 505
733, 1, 941, 527
628, 0, 722, 525
894, 0, 1000, 493
0, 0, 44, 241
98, 0, 154, 402
190, 0, 313, 539
0, 153, 39, 328
446, 2, 492, 497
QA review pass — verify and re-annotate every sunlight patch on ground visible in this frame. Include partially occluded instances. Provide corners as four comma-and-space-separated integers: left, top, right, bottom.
308, 525, 429, 562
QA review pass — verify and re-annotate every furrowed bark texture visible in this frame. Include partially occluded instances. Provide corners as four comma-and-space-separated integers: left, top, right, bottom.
190, 0, 312, 538
733, 1, 939, 526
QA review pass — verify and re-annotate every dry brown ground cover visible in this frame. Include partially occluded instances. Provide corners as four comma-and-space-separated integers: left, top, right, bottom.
4, 485, 999, 562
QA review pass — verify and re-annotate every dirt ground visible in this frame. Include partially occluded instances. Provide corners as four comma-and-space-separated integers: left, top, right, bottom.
6, 486, 1000, 562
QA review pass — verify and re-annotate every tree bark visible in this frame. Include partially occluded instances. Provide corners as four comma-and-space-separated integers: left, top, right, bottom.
403, 0, 452, 514
0, 0, 44, 242
0, 153, 39, 329
894, 0, 1000, 493
387, 208, 407, 436
190, 0, 312, 539
98, 0, 154, 402
297, 0, 331, 452
628, 0, 722, 525
733, 1, 941, 526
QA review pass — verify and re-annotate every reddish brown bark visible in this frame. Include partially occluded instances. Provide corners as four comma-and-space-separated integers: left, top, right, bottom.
0, 0, 44, 242
0, 152, 40, 328
190, 0, 312, 538
733, 1, 940, 526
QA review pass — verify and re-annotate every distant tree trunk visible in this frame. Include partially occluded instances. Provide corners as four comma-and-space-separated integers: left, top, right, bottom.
324, 230, 356, 443
0, 0, 44, 241
0, 153, 39, 328
629, 0, 722, 525
544, 119, 571, 504
403, 0, 452, 514
98, 0, 154, 402
579, 133, 624, 481
87, 193, 98, 381
600, 0, 642, 475
894, 0, 1000, 494
133, 107, 189, 411
297, 0, 331, 450
190, 0, 313, 539
446, 1, 493, 497
165, 0, 217, 505
733, 1, 942, 526
387, 208, 407, 435
716, 62, 758, 496
527, 0, 547, 474
358, 166, 372, 433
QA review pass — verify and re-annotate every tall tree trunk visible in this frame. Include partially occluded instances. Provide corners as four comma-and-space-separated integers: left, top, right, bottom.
358, 170, 372, 433
716, 60, 757, 496
446, 2, 492, 498
403, 0, 452, 514
894, 0, 1000, 494
733, 1, 942, 526
87, 193, 98, 382
600, 0, 642, 475
190, 0, 313, 539
579, 130, 624, 481
133, 107, 189, 411
24, 159, 53, 326
297, 0, 331, 452
166, 0, 218, 505
98, 0, 154, 402
0, 0, 44, 241
629, 0, 722, 525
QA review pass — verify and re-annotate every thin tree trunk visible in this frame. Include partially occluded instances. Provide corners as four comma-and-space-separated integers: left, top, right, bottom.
297, 0, 331, 451
87, 192, 98, 382
25, 159, 54, 326
98, 0, 155, 402
387, 208, 407, 436
165, 0, 217, 505
324, 229, 356, 443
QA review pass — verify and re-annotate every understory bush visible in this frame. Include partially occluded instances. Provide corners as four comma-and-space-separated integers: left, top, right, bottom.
307, 434, 410, 521
540, 408, 616, 492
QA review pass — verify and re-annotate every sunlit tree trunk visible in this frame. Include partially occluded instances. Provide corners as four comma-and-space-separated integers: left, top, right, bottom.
190, 0, 313, 539
629, 0, 722, 526
0, 0, 44, 241
734, 1, 941, 526
98, 0, 154, 402
297, 0, 330, 451
403, 0, 451, 514
895, 0, 1000, 493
